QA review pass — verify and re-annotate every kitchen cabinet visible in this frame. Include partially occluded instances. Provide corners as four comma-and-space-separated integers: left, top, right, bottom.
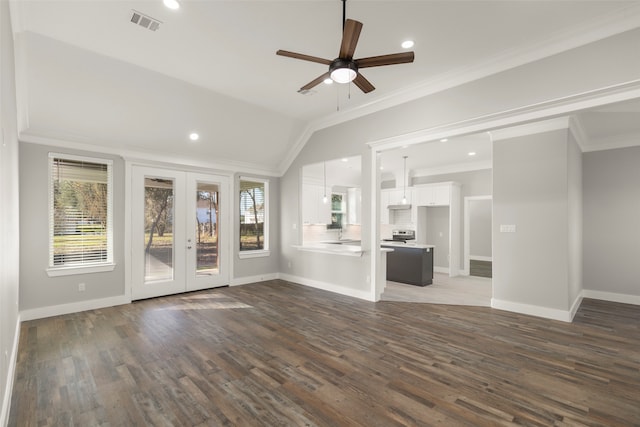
415, 183, 450, 206
347, 187, 361, 225
381, 244, 434, 286
302, 183, 331, 224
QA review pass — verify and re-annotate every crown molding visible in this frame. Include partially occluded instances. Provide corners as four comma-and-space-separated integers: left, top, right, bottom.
19, 131, 281, 177
581, 131, 640, 153
568, 116, 590, 152
489, 116, 571, 141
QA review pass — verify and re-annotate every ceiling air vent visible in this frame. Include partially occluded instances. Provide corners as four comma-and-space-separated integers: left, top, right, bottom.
131, 10, 162, 32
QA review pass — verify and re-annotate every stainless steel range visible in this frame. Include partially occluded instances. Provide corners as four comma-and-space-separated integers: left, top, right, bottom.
382, 229, 415, 243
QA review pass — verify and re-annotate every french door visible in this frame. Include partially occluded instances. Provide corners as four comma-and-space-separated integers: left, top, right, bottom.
131, 166, 229, 300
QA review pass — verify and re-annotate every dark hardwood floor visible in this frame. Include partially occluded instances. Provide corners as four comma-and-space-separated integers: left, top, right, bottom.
470, 260, 492, 278
9, 280, 640, 426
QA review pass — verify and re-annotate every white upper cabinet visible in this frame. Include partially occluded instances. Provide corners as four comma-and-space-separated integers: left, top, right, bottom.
415, 183, 452, 206
302, 183, 331, 225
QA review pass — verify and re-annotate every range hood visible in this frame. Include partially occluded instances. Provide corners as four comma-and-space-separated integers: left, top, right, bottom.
387, 204, 412, 210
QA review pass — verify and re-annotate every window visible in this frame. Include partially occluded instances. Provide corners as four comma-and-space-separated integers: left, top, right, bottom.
327, 193, 345, 229
48, 153, 114, 275
239, 177, 269, 256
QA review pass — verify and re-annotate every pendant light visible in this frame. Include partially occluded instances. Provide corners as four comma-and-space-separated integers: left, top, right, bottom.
401, 155, 408, 204
322, 162, 328, 204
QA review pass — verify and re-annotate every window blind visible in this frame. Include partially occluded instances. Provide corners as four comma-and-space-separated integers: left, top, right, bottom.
49, 154, 113, 267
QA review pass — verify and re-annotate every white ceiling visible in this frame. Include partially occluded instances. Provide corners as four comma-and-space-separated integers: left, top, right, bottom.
10, 0, 640, 174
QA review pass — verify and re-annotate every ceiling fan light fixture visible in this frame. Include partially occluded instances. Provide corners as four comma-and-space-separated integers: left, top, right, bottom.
331, 68, 357, 84
329, 58, 358, 84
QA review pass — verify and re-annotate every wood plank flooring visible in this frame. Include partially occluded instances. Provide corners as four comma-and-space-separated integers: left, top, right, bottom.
9, 280, 640, 426
470, 260, 492, 278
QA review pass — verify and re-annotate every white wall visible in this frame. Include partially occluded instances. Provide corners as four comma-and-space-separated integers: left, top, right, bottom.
583, 146, 640, 299
0, 0, 21, 423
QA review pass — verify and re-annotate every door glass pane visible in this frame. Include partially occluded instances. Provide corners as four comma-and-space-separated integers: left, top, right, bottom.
144, 178, 174, 282
195, 183, 219, 275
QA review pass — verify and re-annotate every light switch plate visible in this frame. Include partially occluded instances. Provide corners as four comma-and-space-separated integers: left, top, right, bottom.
500, 224, 516, 233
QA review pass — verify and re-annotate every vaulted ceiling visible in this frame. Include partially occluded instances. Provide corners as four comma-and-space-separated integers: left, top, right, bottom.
10, 0, 640, 174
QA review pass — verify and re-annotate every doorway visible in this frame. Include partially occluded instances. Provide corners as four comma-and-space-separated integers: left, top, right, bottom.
131, 166, 230, 300
464, 196, 492, 277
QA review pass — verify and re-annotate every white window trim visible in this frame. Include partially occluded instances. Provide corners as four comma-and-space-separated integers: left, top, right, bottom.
48, 152, 114, 275
239, 176, 269, 255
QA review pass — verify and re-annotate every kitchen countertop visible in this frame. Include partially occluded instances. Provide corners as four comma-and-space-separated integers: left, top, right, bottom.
293, 243, 394, 257
380, 241, 435, 249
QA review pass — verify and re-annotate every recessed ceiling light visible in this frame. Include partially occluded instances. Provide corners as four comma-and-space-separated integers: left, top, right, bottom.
440, 138, 448, 142
323, 78, 333, 85
189, 132, 199, 141
341, 158, 348, 162
401, 40, 414, 49
379, 166, 384, 170
163, 0, 180, 10
468, 151, 477, 156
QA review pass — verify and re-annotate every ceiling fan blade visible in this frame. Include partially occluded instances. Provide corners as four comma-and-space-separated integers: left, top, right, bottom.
300, 72, 331, 91
339, 19, 363, 59
355, 52, 415, 69
276, 50, 332, 65
353, 73, 375, 93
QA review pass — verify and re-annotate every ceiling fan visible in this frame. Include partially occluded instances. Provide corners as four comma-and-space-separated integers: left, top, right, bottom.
276, 0, 414, 94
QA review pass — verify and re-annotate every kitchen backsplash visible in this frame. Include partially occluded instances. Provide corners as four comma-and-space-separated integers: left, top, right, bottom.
303, 224, 361, 242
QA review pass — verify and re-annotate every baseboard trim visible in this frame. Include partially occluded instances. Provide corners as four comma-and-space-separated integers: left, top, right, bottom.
20, 295, 130, 322
581, 289, 640, 306
278, 273, 373, 302
0, 314, 21, 427
491, 298, 573, 322
434, 267, 448, 274
569, 293, 584, 321
230, 273, 279, 286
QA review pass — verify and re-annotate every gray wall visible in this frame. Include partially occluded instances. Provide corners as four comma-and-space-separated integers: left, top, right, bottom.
492, 130, 570, 310
425, 207, 450, 268
1, 0, 21, 421
583, 146, 640, 297
469, 199, 492, 258
233, 174, 281, 279
567, 134, 583, 305
19, 143, 126, 311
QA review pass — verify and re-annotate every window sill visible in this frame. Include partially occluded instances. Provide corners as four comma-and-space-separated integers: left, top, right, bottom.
46, 263, 116, 277
238, 250, 270, 259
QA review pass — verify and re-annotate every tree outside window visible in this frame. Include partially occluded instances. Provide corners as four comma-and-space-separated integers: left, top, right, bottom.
239, 179, 268, 251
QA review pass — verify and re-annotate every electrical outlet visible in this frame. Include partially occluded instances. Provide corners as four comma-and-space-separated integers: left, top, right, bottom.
78, 282, 86, 292
288, 261, 292, 268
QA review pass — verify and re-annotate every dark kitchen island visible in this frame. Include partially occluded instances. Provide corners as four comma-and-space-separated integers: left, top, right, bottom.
381, 243, 435, 286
